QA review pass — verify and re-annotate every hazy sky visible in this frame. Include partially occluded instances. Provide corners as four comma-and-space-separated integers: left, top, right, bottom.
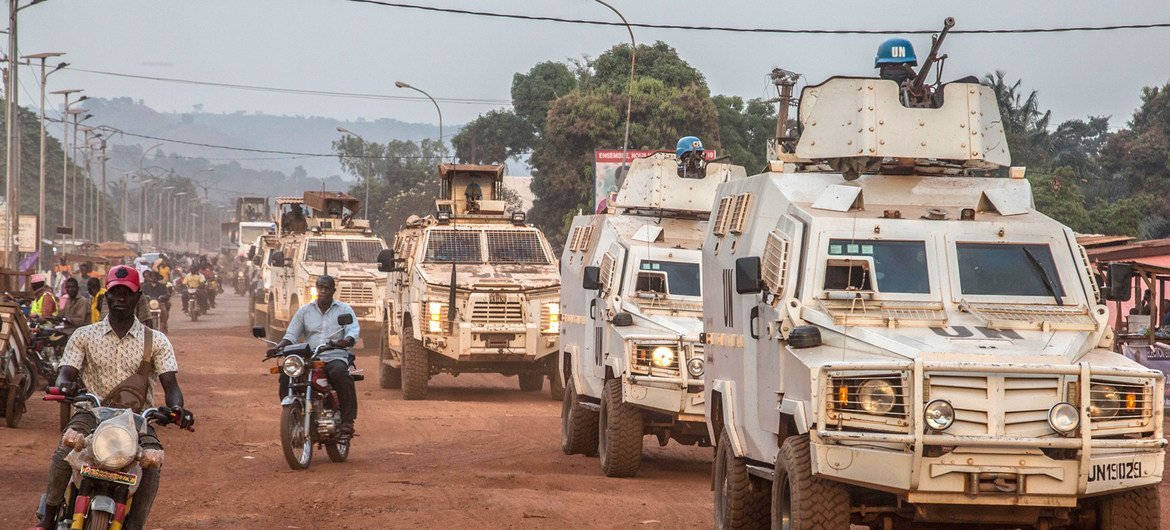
12, 0, 1170, 137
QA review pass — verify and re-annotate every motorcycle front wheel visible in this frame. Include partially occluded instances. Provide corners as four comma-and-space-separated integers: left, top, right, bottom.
85, 508, 111, 529
280, 404, 312, 469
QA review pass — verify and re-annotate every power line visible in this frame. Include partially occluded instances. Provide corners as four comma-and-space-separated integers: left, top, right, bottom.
59, 65, 511, 106
342, 0, 1170, 35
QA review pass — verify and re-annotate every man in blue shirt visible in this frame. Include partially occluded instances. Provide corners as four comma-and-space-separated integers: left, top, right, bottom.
267, 275, 360, 437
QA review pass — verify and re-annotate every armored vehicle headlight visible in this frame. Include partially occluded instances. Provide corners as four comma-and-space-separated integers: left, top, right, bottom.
428, 302, 444, 333
282, 355, 306, 377
542, 302, 560, 334
651, 346, 675, 368
858, 379, 896, 414
310, 286, 318, 300
1089, 384, 1120, 419
686, 356, 705, 377
92, 425, 138, 470
924, 399, 954, 431
1048, 402, 1080, 434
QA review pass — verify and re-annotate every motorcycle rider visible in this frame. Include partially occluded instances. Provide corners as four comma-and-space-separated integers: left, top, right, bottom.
86, 276, 107, 323
29, 273, 58, 319
34, 265, 194, 529
140, 271, 171, 332
58, 278, 90, 328
180, 269, 206, 315
266, 275, 360, 438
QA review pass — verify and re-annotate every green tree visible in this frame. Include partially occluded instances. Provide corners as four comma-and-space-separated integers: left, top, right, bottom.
333, 136, 443, 238
511, 61, 577, 133
984, 71, 1052, 170
590, 41, 706, 92
712, 95, 775, 172
452, 109, 532, 164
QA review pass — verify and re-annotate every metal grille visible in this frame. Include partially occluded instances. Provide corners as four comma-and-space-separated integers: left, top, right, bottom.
633, 344, 681, 376
712, 196, 733, 236
963, 302, 1097, 331
761, 230, 790, 295
570, 226, 593, 252
926, 374, 1061, 436
599, 253, 616, 294
338, 282, 375, 304
471, 299, 524, 324
728, 193, 751, 234
827, 376, 907, 418
485, 230, 548, 264
347, 241, 385, 263
425, 230, 482, 263
1088, 380, 1152, 420
305, 239, 344, 262
818, 299, 947, 327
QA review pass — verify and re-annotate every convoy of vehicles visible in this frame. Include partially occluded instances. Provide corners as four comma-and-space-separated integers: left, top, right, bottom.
376, 164, 561, 400
558, 154, 746, 477
254, 192, 388, 351
700, 73, 1164, 527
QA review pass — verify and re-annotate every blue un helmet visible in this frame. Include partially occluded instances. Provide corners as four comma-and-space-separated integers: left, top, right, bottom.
676, 136, 704, 158
874, 38, 917, 68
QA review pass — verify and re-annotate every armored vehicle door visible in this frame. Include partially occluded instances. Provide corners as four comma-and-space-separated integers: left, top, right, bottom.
591, 243, 626, 380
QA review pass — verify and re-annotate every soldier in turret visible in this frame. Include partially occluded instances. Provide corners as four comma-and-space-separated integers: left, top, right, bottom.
875, 37, 917, 85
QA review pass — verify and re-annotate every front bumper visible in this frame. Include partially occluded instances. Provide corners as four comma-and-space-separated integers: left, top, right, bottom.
812, 360, 1166, 505
423, 322, 558, 362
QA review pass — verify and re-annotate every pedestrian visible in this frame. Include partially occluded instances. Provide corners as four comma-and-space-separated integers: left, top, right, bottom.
29, 273, 58, 319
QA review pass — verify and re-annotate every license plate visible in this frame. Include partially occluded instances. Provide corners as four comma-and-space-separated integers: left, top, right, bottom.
1088, 460, 1145, 483
80, 465, 138, 486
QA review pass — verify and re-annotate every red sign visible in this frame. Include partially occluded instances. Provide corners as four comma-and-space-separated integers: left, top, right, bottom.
594, 149, 717, 163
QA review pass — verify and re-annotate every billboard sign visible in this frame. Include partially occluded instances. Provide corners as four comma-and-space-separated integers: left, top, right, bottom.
593, 149, 716, 210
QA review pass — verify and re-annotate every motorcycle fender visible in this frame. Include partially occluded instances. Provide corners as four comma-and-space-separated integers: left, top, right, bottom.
280, 395, 300, 407
90, 495, 116, 514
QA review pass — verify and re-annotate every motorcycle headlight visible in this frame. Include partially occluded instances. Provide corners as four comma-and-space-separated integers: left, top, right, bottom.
91, 425, 138, 470
1089, 384, 1120, 419
651, 346, 675, 368
149, 299, 160, 310
924, 399, 955, 431
858, 379, 896, 414
686, 356, 705, 377
282, 355, 306, 377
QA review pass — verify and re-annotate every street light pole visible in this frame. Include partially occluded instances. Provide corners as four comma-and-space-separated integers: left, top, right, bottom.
393, 81, 443, 161
51, 88, 79, 244
97, 139, 107, 241
3, 0, 49, 267
593, 0, 636, 177
24, 51, 65, 266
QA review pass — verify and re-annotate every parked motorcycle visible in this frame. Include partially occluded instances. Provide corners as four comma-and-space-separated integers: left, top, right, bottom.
28, 316, 76, 429
252, 313, 357, 470
0, 343, 34, 428
38, 388, 192, 529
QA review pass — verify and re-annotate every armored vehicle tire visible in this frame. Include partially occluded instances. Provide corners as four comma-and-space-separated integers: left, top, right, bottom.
401, 335, 429, 400
713, 431, 769, 529
772, 435, 850, 529
598, 378, 643, 477
1094, 485, 1158, 530
519, 372, 544, 392
379, 330, 402, 390
561, 378, 599, 456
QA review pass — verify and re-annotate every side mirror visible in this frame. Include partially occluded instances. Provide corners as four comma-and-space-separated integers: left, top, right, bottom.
251, 325, 266, 338
377, 249, 395, 273
268, 250, 285, 267
735, 256, 763, 294
337, 313, 354, 326
1104, 263, 1134, 302
582, 266, 601, 290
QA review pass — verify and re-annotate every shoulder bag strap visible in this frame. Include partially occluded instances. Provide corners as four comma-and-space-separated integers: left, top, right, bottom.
137, 326, 154, 376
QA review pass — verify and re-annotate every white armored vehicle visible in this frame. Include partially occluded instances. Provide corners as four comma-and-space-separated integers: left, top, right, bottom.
703, 74, 1165, 527
560, 153, 747, 477
377, 164, 561, 400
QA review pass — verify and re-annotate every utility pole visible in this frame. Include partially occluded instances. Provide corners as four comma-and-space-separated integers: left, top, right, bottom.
52, 89, 81, 244
98, 139, 106, 241
5, 0, 21, 267
769, 68, 800, 156
25, 52, 65, 267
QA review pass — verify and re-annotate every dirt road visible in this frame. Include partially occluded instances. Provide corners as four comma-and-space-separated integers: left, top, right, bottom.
0, 294, 712, 528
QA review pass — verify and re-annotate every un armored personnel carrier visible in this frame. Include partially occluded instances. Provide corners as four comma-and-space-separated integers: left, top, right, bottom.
376, 164, 561, 400
701, 73, 1165, 526
256, 192, 387, 350
559, 154, 747, 477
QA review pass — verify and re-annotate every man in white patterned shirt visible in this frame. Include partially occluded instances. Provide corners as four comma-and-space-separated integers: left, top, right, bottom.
34, 265, 194, 529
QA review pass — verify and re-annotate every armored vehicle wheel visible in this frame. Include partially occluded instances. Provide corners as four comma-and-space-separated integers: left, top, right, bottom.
379, 329, 402, 390
598, 378, 643, 477
519, 372, 543, 392
713, 431, 769, 529
772, 435, 850, 529
1094, 485, 1158, 530
561, 378, 598, 456
401, 335, 429, 400
547, 369, 564, 401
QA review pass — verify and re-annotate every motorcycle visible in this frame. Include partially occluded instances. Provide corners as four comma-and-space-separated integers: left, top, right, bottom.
252, 313, 358, 470
0, 344, 34, 428
28, 316, 75, 429
144, 294, 170, 333
234, 270, 246, 296
38, 388, 192, 529
183, 287, 206, 322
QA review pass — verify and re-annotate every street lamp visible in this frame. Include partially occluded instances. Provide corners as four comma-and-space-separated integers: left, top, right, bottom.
70, 111, 92, 234
336, 126, 372, 214
394, 81, 443, 161
55, 96, 83, 237
593, 0, 636, 177
24, 51, 65, 266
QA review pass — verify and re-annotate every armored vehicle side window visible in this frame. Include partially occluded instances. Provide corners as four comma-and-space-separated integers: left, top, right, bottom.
305, 239, 344, 262
347, 240, 385, 263
827, 239, 929, 293
485, 230, 549, 264
956, 243, 1064, 297
636, 260, 700, 296
425, 230, 482, 263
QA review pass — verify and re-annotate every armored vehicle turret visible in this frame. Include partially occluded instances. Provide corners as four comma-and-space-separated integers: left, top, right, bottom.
559, 152, 747, 477
377, 164, 562, 400
703, 72, 1164, 528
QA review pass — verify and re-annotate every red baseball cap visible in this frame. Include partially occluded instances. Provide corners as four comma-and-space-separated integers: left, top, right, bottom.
106, 265, 141, 293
